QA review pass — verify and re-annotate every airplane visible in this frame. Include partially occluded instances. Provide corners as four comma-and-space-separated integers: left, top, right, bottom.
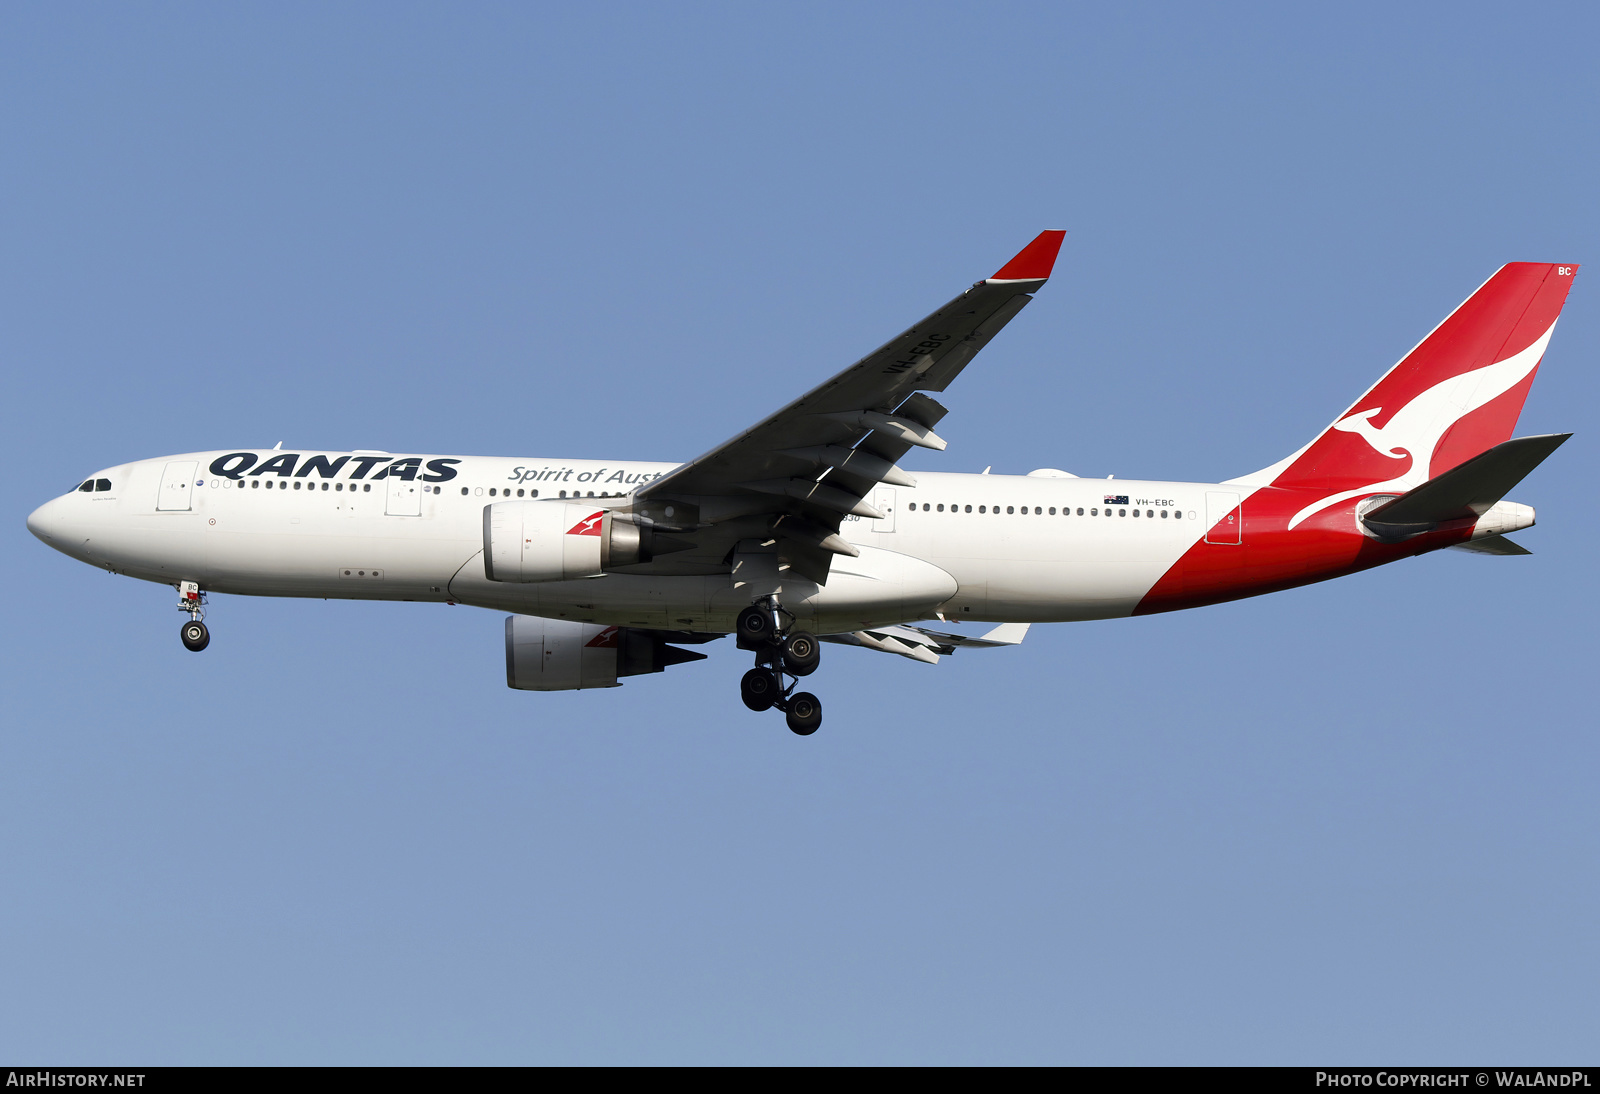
26, 233, 1579, 735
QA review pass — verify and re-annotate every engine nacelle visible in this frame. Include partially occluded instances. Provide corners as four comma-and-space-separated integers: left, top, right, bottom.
483, 500, 650, 582
504, 615, 706, 691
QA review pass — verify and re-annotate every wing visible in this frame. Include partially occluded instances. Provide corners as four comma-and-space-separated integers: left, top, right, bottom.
622, 231, 1066, 583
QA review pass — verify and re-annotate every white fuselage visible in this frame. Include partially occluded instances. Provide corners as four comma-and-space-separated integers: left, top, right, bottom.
29, 449, 1243, 632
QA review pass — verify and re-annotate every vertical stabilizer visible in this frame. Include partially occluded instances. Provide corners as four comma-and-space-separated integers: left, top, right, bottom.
1238, 263, 1578, 527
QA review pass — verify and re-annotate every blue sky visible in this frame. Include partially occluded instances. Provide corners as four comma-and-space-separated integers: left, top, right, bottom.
3, 2, 1597, 1064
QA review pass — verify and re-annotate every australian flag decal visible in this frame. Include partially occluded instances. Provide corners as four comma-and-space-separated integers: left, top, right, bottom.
1104, 494, 1129, 505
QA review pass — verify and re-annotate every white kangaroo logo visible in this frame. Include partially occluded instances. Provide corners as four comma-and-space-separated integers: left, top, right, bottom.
1330, 407, 1411, 458
1286, 323, 1555, 529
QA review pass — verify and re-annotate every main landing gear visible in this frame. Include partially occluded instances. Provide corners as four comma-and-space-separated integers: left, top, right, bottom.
736, 599, 823, 735
177, 580, 209, 652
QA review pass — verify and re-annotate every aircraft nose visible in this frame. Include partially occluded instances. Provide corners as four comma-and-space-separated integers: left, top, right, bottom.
27, 496, 67, 544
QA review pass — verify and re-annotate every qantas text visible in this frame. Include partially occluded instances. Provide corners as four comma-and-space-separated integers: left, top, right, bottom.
209, 453, 462, 482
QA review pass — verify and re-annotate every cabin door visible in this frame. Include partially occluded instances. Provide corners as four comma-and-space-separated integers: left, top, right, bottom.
871, 487, 897, 533
386, 477, 422, 516
1204, 491, 1242, 545
156, 461, 199, 511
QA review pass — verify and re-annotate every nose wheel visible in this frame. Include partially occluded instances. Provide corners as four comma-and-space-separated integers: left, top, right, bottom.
176, 580, 210, 652
736, 601, 824, 734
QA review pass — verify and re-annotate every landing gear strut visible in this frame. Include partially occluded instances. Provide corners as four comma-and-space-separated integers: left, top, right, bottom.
736, 598, 823, 734
177, 580, 209, 652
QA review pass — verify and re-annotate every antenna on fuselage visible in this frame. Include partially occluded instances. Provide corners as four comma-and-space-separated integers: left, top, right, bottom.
272, 441, 283, 450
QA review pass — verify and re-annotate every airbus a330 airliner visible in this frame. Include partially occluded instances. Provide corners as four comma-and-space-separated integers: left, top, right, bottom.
27, 233, 1578, 734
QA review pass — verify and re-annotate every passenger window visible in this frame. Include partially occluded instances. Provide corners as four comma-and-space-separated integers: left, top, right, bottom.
530, 490, 538, 498
1118, 508, 1125, 516
1160, 509, 1167, 518
517, 488, 525, 497
1006, 506, 1014, 514
936, 504, 944, 512
489, 488, 497, 497
1146, 510, 1153, 518
1076, 507, 1084, 515
978, 505, 985, 513
363, 484, 371, 493
964, 505, 971, 513
1132, 508, 1139, 517
321, 482, 329, 491
251, 480, 259, 489
293, 481, 301, 490
461, 487, 469, 495
924, 503, 930, 511
1034, 506, 1041, 515
1090, 508, 1098, 516
559, 490, 567, 498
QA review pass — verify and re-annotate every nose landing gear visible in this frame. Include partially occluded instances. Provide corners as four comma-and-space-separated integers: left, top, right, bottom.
736, 599, 824, 735
177, 580, 209, 652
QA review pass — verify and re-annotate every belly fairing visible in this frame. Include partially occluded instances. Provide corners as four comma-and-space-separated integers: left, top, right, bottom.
447, 544, 958, 633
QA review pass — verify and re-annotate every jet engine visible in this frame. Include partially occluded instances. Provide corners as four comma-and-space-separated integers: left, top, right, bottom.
483, 500, 650, 582
504, 615, 707, 691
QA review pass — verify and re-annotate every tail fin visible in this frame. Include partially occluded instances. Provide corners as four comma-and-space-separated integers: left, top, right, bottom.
1241, 264, 1578, 511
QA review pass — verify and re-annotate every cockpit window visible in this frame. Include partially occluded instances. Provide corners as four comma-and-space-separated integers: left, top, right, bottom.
77, 480, 93, 492
95, 479, 112, 492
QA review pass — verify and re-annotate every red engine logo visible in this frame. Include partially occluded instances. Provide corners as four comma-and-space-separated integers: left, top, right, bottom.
567, 511, 605, 536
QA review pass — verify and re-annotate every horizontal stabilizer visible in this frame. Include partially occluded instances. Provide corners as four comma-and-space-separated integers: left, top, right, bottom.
971, 622, 1030, 646
821, 621, 1030, 664
1362, 433, 1570, 535
1449, 534, 1532, 556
